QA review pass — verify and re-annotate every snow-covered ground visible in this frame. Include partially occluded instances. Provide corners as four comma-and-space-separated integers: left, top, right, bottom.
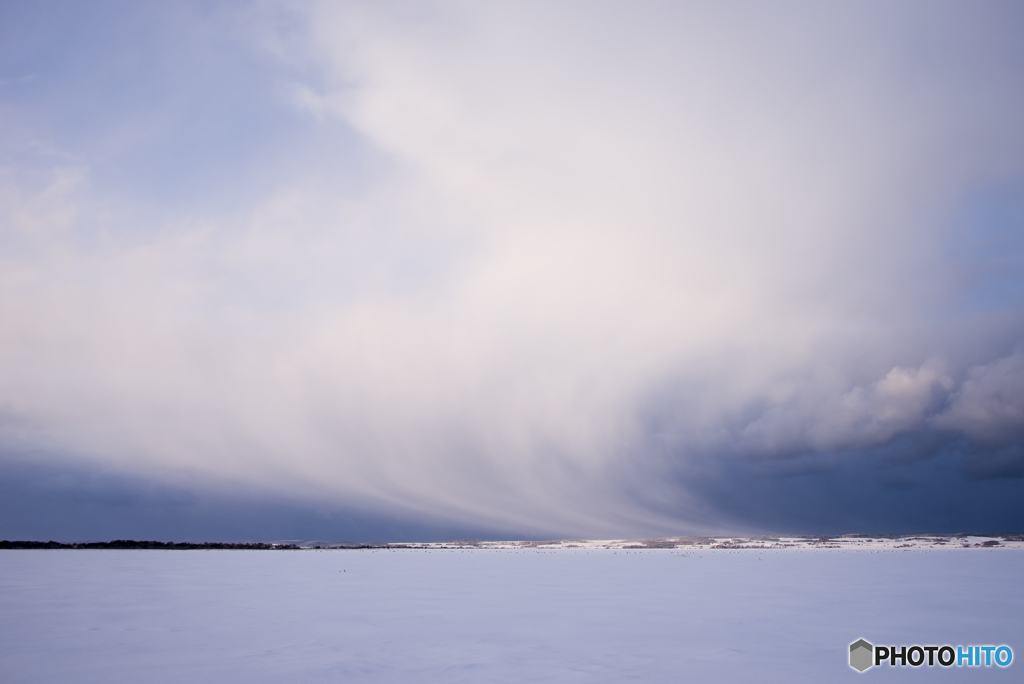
2, 547, 1020, 682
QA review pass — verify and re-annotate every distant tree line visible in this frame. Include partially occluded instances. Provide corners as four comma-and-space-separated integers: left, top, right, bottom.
0, 540, 301, 550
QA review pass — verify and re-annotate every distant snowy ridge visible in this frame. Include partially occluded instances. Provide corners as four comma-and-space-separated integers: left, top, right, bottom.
4, 534, 1022, 551
371, 534, 1024, 551
4, 532, 1019, 548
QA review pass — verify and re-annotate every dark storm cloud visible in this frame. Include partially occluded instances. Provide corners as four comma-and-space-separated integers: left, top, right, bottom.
0, 456, 508, 542
671, 436, 1024, 536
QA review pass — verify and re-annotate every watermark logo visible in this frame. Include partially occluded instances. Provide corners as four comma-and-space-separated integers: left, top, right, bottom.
849, 639, 1013, 672
850, 639, 873, 672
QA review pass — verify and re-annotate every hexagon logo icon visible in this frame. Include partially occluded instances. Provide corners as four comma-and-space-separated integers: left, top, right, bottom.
850, 639, 874, 672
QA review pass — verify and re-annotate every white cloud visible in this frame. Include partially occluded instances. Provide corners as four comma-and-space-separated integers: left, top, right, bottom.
734, 359, 953, 456
1, 2, 1022, 535
933, 349, 1024, 444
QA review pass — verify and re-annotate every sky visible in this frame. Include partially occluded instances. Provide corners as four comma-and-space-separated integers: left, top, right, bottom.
1, 1, 1023, 541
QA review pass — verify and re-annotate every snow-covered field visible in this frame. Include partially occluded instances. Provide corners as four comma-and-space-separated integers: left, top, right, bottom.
2, 547, 1020, 682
